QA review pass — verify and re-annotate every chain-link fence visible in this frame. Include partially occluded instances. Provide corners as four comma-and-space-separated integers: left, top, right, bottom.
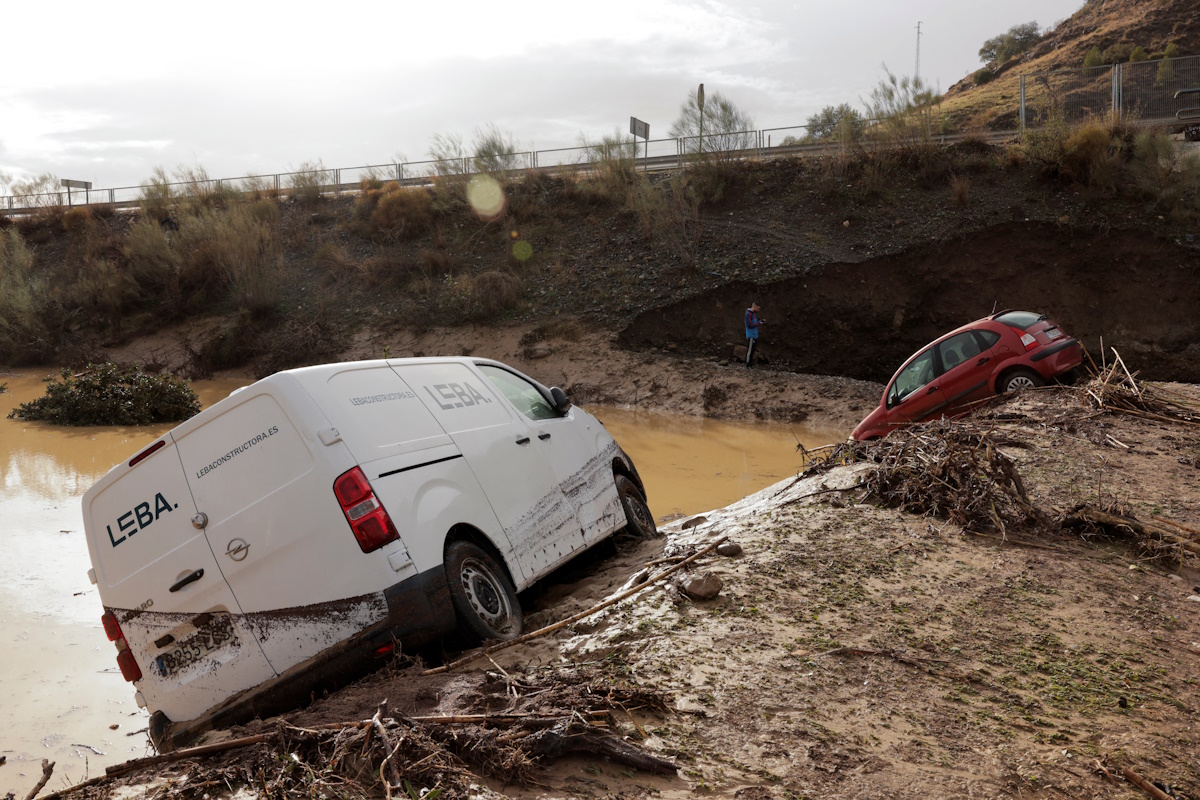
1020, 54, 1200, 127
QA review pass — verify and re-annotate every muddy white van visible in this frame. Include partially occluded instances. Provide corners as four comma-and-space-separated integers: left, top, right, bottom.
82, 358, 654, 750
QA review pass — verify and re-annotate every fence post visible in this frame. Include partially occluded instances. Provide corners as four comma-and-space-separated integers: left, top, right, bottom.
1019, 74, 1026, 132
1112, 64, 1119, 116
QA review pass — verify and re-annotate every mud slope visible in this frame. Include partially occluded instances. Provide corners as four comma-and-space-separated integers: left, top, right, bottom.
620, 221, 1200, 383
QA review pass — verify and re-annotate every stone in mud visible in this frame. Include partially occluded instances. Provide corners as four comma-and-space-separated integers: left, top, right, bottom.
1187, 595, 1200, 603
526, 341, 553, 359
680, 572, 723, 600
733, 344, 748, 361
681, 515, 708, 529
716, 541, 743, 558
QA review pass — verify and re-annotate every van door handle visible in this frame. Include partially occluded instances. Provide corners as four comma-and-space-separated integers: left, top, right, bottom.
169, 569, 204, 593
977, 357, 990, 366
515, 435, 531, 445
538, 432, 551, 440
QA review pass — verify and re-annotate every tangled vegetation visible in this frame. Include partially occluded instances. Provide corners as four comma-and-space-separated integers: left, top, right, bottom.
8, 363, 201, 425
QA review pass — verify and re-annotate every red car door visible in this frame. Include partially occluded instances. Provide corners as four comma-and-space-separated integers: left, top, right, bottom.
884, 346, 950, 430
935, 331, 997, 416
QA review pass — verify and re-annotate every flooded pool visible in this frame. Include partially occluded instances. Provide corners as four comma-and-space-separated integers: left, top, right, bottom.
0, 370, 838, 794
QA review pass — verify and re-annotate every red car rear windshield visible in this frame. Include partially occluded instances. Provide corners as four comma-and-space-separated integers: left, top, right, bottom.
994, 311, 1046, 330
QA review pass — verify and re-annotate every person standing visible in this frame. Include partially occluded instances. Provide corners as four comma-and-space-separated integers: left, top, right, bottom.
744, 302, 764, 368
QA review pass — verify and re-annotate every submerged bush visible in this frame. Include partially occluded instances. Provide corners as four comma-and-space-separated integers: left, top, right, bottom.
8, 363, 201, 425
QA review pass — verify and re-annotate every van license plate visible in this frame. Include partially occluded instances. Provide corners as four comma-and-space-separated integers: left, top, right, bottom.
154, 615, 239, 677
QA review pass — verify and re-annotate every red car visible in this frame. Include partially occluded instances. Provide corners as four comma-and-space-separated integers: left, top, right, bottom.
851, 310, 1083, 440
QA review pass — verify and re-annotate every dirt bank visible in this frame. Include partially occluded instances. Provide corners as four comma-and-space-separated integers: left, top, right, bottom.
48, 385, 1200, 799
620, 221, 1200, 384
103, 320, 883, 433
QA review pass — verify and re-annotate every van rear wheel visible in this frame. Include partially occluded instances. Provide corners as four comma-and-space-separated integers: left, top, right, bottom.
616, 475, 658, 538
445, 541, 523, 642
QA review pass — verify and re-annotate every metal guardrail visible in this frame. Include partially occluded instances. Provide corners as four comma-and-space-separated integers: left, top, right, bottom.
0, 128, 1021, 215
7, 53, 1200, 216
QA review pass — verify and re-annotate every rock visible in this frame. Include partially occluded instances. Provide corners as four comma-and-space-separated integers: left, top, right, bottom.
680, 572, 723, 601
681, 515, 708, 529
716, 541, 743, 557
1187, 595, 1200, 603
733, 345, 748, 360
827, 494, 846, 508
526, 341, 553, 359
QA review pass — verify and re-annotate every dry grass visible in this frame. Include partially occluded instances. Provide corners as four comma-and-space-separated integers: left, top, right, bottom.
472, 270, 524, 318
951, 174, 971, 206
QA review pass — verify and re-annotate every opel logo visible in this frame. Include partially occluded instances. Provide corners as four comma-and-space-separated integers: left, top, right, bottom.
226, 538, 250, 562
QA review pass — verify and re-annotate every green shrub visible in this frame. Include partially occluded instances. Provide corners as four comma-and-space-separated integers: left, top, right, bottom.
978, 21, 1040, 65
1132, 131, 1200, 216
472, 271, 524, 318
61, 207, 93, 235
1101, 43, 1132, 64
471, 124, 522, 175
1157, 43, 1180, 83
0, 228, 43, 358
1062, 122, 1117, 186
1129, 46, 1150, 63
1083, 46, 1103, 68
289, 160, 328, 205
7, 363, 201, 425
370, 185, 433, 241
973, 67, 995, 85
246, 198, 280, 225
577, 130, 640, 203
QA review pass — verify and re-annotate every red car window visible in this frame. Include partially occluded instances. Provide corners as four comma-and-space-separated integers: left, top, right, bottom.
936, 332, 983, 371
887, 348, 937, 408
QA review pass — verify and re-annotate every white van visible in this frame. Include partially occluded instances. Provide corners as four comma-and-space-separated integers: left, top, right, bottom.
82, 358, 655, 751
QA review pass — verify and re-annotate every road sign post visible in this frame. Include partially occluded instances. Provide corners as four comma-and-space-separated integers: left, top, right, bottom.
630, 116, 650, 172
697, 83, 705, 156
61, 178, 92, 207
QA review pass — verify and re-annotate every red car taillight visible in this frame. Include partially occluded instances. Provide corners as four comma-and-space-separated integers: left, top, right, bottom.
1010, 328, 1038, 350
334, 467, 400, 553
100, 611, 143, 682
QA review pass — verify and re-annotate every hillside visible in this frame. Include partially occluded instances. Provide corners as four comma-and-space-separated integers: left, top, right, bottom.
3, 139, 1200, 389
942, 0, 1200, 129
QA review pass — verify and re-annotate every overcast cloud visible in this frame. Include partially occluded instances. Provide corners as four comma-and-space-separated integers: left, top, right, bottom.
0, 0, 1083, 190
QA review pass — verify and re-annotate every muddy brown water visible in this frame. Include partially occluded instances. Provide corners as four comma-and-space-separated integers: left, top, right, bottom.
0, 370, 837, 794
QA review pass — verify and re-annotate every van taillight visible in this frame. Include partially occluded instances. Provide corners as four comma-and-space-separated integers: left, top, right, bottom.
101, 611, 143, 682
129, 440, 166, 468
334, 467, 400, 553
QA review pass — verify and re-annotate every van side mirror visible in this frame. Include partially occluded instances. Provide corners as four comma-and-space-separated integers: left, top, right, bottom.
550, 387, 571, 414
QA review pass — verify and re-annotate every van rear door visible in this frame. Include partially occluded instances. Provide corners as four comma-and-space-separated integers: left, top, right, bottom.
83, 438, 277, 726
171, 376, 387, 675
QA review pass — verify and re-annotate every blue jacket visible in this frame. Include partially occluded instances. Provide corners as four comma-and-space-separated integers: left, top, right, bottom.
745, 308, 762, 339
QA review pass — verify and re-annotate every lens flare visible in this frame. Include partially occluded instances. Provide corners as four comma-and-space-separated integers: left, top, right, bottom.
467, 174, 506, 219
512, 240, 533, 261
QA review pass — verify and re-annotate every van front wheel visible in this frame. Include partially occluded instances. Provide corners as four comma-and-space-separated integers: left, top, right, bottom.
445, 542, 523, 642
616, 475, 658, 538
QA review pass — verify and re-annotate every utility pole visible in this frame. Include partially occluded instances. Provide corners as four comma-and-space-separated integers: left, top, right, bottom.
915, 21, 922, 82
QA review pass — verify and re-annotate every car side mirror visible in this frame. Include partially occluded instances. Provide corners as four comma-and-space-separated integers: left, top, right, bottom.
550, 386, 571, 414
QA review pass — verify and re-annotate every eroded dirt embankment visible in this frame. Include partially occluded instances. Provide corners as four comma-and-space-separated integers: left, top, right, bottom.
620, 221, 1200, 383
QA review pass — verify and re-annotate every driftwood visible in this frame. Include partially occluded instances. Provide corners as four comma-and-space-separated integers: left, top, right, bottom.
1122, 766, 1173, 800
1065, 506, 1200, 558
23, 760, 54, 800
423, 536, 728, 675
523, 716, 677, 774
1085, 349, 1200, 427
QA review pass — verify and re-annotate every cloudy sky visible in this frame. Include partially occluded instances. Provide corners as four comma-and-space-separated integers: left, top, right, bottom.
1, 0, 1083, 192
